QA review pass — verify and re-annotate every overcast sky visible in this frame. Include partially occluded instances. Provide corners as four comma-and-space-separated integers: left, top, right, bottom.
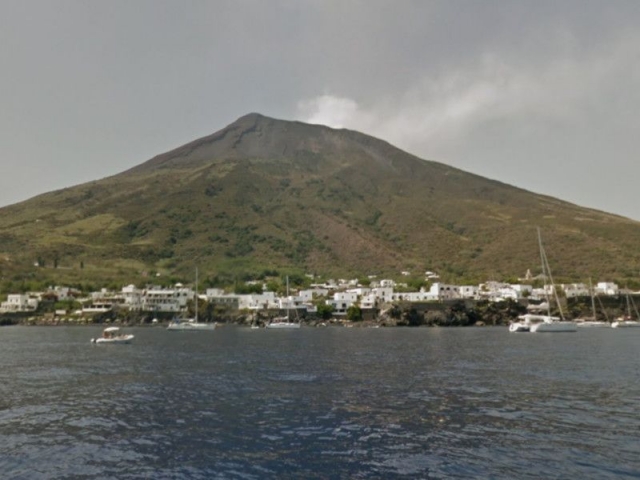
1, 1, 639, 219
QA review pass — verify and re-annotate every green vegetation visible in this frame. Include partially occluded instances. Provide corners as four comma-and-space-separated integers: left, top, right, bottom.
346, 305, 363, 321
1, 113, 640, 288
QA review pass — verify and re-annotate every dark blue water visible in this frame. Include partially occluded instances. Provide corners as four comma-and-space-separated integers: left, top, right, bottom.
0, 326, 638, 479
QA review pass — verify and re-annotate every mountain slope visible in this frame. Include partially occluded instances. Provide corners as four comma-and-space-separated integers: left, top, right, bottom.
1, 113, 639, 285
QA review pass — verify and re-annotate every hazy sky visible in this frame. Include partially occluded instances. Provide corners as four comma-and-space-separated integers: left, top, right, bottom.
2, 1, 639, 219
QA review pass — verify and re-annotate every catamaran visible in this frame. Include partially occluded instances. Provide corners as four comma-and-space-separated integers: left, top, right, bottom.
167, 267, 216, 331
575, 278, 608, 327
611, 289, 640, 328
510, 228, 576, 333
266, 276, 300, 329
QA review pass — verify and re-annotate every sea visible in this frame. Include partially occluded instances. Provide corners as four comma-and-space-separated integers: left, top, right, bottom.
0, 325, 638, 479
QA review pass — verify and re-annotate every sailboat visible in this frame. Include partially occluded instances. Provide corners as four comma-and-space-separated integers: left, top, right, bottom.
266, 276, 300, 329
528, 228, 576, 333
167, 268, 216, 331
611, 289, 640, 328
575, 278, 608, 327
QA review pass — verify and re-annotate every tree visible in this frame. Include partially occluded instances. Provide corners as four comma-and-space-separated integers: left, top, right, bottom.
316, 303, 334, 320
346, 305, 363, 322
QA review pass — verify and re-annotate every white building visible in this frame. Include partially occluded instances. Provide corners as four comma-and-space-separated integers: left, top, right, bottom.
595, 282, 619, 296
0, 294, 38, 312
327, 292, 359, 315
359, 294, 377, 309
48, 286, 74, 301
122, 284, 143, 310
371, 287, 394, 304
562, 283, 590, 298
298, 288, 329, 302
458, 286, 480, 299
142, 286, 192, 313
238, 292, 277, 310
429, 283, 460, 300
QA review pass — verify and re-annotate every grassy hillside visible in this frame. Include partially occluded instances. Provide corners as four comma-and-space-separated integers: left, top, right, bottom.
1, 113, 640, 289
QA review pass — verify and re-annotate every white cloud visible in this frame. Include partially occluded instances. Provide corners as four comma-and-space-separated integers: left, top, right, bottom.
296, 31, 640, 160
296, 95, 361, 129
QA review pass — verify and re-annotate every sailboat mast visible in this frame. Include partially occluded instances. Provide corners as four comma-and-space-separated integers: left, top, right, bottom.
589, 277, 596, 319
537, 228, 551, 317
537, 227, 565, 320
195, 267, 198, 322
286, 275, 290, 321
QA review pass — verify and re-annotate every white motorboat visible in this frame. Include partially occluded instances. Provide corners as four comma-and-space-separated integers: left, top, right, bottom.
91, 326, 134, 344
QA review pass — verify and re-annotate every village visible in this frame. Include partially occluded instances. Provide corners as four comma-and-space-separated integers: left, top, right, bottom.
0, 268, 628, 324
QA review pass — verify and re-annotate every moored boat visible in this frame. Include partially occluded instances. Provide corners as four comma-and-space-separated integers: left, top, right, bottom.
91, 326, 134, 344
167, 267, 216, 331
611, 291, 640, 328
530, 319, 577, 332
266, 276, 300, 329
517, 228, 576, 333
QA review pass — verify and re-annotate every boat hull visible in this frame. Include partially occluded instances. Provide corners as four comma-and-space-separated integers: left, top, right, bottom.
530, 321, 577, 332
611, 321, 640, 328
93, 334, 134, 344
167, 322, 216, 331
509, 322, 530, 332
266, 322, 300, 329
576, 321, 609, 328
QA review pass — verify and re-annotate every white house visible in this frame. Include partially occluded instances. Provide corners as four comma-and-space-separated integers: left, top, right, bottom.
0, 294, 38, 312
595, 282, 619, 296
371, 287, 394, 304
298, 288, 329, 302
562, 283, 590, 298
327, 292, 359, 315
51, 286, 73, 300
429, 283, 460, 300
237, 292, 278, 310
458, 286, 480, 299
359, 294, 377, 309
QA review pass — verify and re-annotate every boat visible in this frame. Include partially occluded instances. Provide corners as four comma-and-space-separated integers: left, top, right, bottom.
91, 326, 134, 344
575, 278, 609, 327
611, 290, 640, 328
530, 317, 577, 332
526, 228, 576, 333
508, 322, 530, 332
167, 267, 216, 331
509, 313, 561, 332
266, 276, 300, 329
167, 318, 217, 330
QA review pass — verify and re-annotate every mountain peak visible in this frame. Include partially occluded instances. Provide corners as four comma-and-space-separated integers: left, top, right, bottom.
126, 112, 362, 174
